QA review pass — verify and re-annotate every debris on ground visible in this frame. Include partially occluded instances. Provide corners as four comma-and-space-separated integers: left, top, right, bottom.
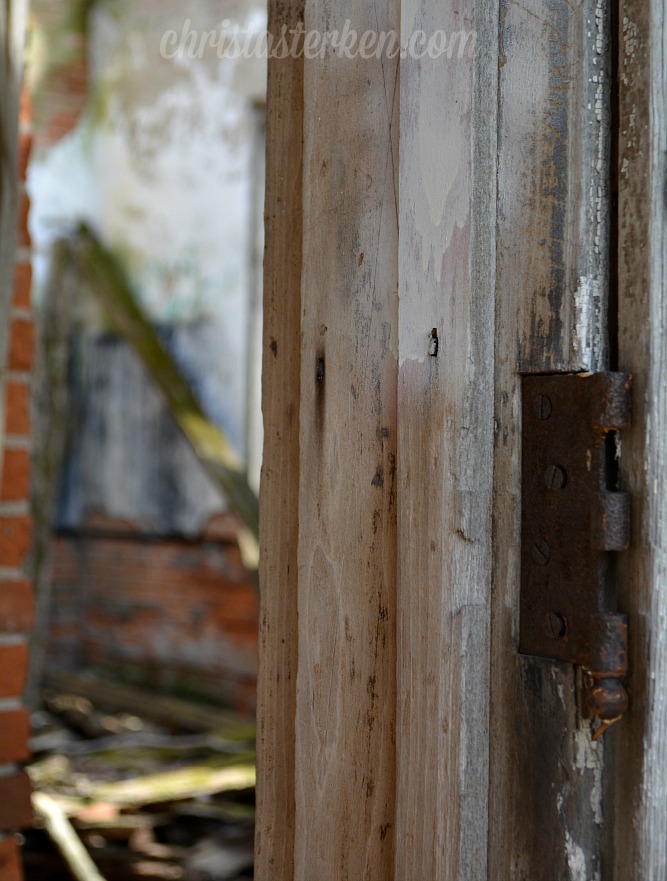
24, 673, 256, 881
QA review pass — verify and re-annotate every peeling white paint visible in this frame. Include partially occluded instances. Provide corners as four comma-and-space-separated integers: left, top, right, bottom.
557, 682, 567, 710
573, 276, 602, 370
574, 726, 604, 825
565, 829, 601, 881
574, 0, 610, 373
565, 833, 589, 881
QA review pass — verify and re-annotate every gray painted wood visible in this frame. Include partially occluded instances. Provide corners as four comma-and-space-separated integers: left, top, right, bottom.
497, 0, 611, 375
489, 0, 613, 877
613, 1, 667, 878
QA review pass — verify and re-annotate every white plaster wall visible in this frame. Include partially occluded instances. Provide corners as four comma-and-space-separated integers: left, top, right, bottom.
28, 0, 266, 532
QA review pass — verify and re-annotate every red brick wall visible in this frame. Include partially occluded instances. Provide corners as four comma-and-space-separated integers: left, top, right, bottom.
31, 10, 88, 153
0, 92, 35, 868
48, 518, 258, 715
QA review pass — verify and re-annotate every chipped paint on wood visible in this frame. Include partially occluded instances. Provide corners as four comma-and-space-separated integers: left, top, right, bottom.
565, 831, 599, 881
573, 727, 604, 825
490, 0, 611, 876
613, 0, 667, 877
573, 276, 603, 371
497, 0, 610, 375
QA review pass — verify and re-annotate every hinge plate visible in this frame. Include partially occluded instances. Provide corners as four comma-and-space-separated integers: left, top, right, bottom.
520, 372, 632, 723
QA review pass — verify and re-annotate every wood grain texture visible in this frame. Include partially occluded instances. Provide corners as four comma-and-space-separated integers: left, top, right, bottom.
395, 2, 497, 879
255, 1, 304, 877
294, 3, 399, 877
612, 1, 667, 878
258, 0, 636, 876
490, 0, 612, 877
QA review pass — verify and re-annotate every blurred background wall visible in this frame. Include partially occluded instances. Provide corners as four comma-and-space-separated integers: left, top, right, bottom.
27, 0, 266, 712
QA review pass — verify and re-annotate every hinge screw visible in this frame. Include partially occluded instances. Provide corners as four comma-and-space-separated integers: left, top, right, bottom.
544, 464, 567, 490
531, 538, 551, 566
535, 394, 552, 420
546, 611, 566, 639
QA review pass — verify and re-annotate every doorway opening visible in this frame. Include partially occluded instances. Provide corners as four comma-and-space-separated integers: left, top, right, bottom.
20, 4, 268, 878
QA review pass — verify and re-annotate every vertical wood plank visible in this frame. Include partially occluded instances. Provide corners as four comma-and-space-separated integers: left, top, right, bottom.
490, 0, 612, 877
294, 4, 400, 878
613, 1, 667, 877
255, 2, 304, 877
395, 3, 497, 879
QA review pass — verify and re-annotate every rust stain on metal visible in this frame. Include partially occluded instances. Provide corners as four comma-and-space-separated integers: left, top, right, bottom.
520, 373, 632, 729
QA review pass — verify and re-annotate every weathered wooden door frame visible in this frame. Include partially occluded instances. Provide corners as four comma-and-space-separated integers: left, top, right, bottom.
257, 0, 667, 878
613, 1, 667, 878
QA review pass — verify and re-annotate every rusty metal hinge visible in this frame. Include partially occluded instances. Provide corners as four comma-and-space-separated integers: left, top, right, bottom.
520, 372, 632, 738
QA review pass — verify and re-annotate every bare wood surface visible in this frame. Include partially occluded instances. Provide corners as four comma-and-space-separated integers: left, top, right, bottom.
395, 2, 497, 879
254, 1, 303, 877
613, 1, 667, 877
293, 4, 399, 878
489, 0, 612, 877
258, 0, 639, 877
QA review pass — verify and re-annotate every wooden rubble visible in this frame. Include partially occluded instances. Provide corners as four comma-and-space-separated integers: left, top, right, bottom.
24, 672, 256, 881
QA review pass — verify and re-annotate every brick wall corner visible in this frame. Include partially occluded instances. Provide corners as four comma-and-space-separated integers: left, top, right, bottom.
0, 85, 36, 849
